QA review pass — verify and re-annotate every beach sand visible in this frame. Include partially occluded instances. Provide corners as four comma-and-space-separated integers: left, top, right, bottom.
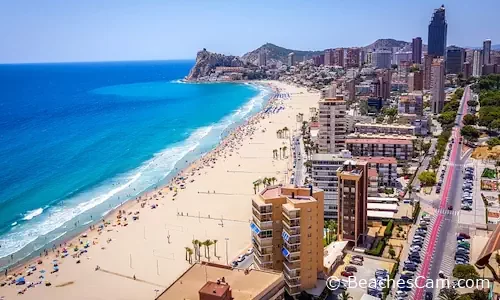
0, 81, 319, 300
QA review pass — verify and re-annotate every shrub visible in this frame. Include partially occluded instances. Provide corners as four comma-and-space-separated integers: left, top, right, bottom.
366, 239, 386, 256
384, 220, 394, 237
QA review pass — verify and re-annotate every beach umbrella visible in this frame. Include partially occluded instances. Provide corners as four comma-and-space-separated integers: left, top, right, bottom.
40, 270, 46, 274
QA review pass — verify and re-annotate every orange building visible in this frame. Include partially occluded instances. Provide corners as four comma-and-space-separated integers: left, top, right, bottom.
251, 186, 324, 297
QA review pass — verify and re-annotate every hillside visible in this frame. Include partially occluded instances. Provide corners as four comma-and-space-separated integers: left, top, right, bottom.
242, 43, 323, 66
242, 39, 427, 65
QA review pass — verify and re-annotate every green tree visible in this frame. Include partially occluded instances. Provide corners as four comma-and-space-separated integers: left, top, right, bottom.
453, 264, 479, 280
461, 125, 480, 142
439, 288, 460, 300
486, 137, 500, 149
418, 171, 437, 186
422, 142, 431, 154
463, 114, 478, 125
467, 100, 478, 107
339, 291, 353, 300
438, 111, 457, 127
388, 248, 396, 259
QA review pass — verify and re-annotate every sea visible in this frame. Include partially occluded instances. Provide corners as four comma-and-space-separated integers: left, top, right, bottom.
0, 60, 272, 268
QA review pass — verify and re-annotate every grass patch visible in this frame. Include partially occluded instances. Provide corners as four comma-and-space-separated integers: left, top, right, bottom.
482, 168, 497, 179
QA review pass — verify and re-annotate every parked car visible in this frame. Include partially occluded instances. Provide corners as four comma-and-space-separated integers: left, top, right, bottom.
341, 271, 353, 277
458, 233, 470, 239
353, 255, 364, 261
237, 255, 245, 262
345, 266, 357, 272
350, 260, 363, 266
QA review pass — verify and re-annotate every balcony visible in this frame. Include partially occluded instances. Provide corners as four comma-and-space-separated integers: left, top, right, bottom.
284, 284, 301, 296
254, 253, 273, 269
283, 234, 301, 246
252, 215, 273, 230
284, 275, 301, 288
252, 232, 273, 247
283, 223, 300, 236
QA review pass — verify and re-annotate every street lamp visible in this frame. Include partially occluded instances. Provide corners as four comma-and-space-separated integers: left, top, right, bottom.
225, 238, 229, 265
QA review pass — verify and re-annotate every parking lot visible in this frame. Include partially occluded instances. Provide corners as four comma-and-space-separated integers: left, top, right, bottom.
459, 160, 486, 226
332, 253, 394, 299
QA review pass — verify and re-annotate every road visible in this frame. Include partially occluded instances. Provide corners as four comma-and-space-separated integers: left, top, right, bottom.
414, 86, 470, 299
293, 135, 306, 186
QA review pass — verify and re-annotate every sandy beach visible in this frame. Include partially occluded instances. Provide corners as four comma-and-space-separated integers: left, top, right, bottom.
0, 81, 319, 300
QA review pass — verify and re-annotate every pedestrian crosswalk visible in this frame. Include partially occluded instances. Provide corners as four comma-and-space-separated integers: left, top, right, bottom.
435, 209, 460, 216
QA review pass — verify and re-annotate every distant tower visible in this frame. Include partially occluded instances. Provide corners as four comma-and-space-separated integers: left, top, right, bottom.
258, 50, 267, 67
412, 37, 423, 64
483, 39, 492, 65
446, 46, 464, 74
431, 58, 445, 114
428, 5, 448, 58
288, 52, 295, 66
472, 50, 482, 77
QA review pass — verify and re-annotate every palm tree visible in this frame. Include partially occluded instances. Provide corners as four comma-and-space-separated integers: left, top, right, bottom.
187, 247, 194, 264
438, 288, 460, 300
197, 241, 203, 260
283, 127, 289, 137
279, 147, 282, 159
253, 183, 258, 194
205, 240, 214, 259
192, 239, 200, 261
270, 177, 277, 185
282, 146, 288, 158
213, 240, 218, 257
339, 291, 353, 300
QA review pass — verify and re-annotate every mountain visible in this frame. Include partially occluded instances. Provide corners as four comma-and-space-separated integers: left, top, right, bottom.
186, 48, 246, 81
363, 38, 410, 50
242, 43, 323, 66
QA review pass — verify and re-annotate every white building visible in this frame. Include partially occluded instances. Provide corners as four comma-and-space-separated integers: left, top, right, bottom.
431, 58, 445, 114
318, 96, 347, 153
311, 150, 353, 219
472, 50, 482, 77
372, 50, 392, 69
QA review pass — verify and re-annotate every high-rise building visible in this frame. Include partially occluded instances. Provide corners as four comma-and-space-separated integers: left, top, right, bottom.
392, 51, 413, 66
324, 49, 334, 66
258, 50, 267, 67
428, 5, 448, 58
483, 39, 492, 65
446, 46, 465, 74
372, 50, 392, 69
346, 48, 361, 68
408, 71, 423, 92
472, 50, 483, 77
463, 62, 472, 79
423, 54, 433, 90
431, 58, 445, 114
346, 79, 356, 101
318, 96, 347, 153
334, 48, 345, 68
250, 186, 324, 297
374, 70, 391, 100
412, 37, 423, 64
360, 49, 366, 66
337, 160, 368, 246
288, 52, 295, 67
311, 150, 353, 219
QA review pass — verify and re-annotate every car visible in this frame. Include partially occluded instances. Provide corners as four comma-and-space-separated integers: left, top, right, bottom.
345, 266, 357, 272
448, 205, 453, 210
237, 255, 246, 262
458, 233, 471, 239
353, 255, 364, 261
341, 271, 354, 277
410, 246, 421, 252
246, 248, 254, 255
425, 292, 433, 300
402, 271, 415, 276
404, 265, 417, 271
438, 271, 446, 279
350, 260, 363, 266
461, 206, 472, 211
396, 291, 408, 297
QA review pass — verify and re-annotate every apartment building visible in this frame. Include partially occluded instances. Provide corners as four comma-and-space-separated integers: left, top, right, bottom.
398, 92, 423, 116
345, 138, 413, 161
251, 186, 324, 297
310, 150, 353, 219
354, 122, 416, 136
367, 168, 379, 197
357, 156, 398, 187
318, 96, 347, 153
337, 160, 368, 245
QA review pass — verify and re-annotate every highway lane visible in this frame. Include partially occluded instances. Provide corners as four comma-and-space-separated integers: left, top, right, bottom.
414, 86, 470, 299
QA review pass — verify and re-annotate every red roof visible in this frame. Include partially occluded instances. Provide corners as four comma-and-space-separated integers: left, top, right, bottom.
346, 138, 412, 145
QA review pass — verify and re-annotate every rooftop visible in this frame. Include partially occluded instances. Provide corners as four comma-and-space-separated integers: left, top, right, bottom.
367, 210, 395, 219
323, 241, 349, 270
346, 138, 412, 145
357, 156, 398, 164
347, 133, 416, 141
156, 263, 283, 300
354, 122, 415, 129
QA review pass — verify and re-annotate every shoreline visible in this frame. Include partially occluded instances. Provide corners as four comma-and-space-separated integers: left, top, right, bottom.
0, 80, 272, 272
0, 80, 318, 299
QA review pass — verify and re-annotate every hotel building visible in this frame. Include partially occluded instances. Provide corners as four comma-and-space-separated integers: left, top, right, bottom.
354, 122, 416, 136
431, 57, 445, 114
357, 156, 398, 187
318, 96, 347, 153
345, 138, 413, 161
398, 92, 423, 116
251, 186, 324, 297
337, 160, 368, 245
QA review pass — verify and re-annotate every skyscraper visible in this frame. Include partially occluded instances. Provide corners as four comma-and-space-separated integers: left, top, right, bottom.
472, 50, 483, 77
258, 50, 267, 67
423, 54, 433, 90
318, 96, 347, 153
288, 52, 295, 67
428, 5, 448, 58
431, 58, 445, 114
372, 50, 392, 69
446, 46, 465, 74
483, 39, 492, 65
346, 48, 361, 68
412, 37, 423, 64
334, 48, 345, 68
324, 49, 334, 66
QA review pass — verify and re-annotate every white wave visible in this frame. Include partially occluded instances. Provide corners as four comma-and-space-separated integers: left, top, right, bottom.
22, 208, 44, 221
49, 231, 67, 243
170, 79, 186, 84
0, 126, 213, 259
11, 222, 17, 226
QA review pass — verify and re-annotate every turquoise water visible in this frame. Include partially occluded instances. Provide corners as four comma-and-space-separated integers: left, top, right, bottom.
0, 61, 271, 267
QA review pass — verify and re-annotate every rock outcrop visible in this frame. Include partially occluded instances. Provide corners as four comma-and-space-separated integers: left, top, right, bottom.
186, 49, 246, 81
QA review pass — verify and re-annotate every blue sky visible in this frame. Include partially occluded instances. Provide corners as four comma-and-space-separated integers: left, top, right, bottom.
1, 0, 498, 63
